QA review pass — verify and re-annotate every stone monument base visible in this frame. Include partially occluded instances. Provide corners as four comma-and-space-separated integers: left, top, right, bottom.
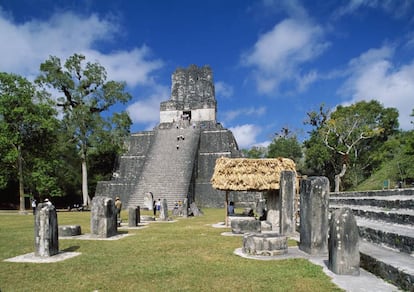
231, 219, 261, 234
242, 233, 288, 256
59, 225, 81, 237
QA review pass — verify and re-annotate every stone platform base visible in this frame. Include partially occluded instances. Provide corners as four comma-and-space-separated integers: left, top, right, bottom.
231, 219, 261, 234
4, 252, 81, 263
58, 225, 81, 237
242, 233, 288, 256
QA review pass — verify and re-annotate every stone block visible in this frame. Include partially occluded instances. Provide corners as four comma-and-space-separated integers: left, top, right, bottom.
231, 219, 261, 234
143, 192, 153, 210
243, 233, 288, 256
329, 207, 360, 275
128, 206, 140, 227
261, 221, 273, 231
159, 198, 168, 221
58, 225, 81, 237
182, 198, 188, 217
266, 190, 279, 230
279, 170, 296, 235
299, 176, 330, 255
34, 203, 59, 257
90, 196, 117, 238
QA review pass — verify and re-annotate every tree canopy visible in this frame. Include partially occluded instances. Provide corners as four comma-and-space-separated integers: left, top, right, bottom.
304, 100, 399, 191
267, 131, 302, 165
36, 54, 132, 206
0, 73, 58, 210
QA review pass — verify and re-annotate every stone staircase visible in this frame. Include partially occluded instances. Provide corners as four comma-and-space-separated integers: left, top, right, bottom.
329, 189, 414, 291
127, 126, 200, 210
94, 132, 154, 206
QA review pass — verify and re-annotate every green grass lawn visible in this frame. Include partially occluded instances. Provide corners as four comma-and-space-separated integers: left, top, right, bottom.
0, 209, 341, 291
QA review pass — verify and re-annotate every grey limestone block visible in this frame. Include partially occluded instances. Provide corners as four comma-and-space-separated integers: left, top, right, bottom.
159, 198, 168, 221
329, 207, 360, 275
143, 192, 153, 210
299, 176, 330, 255
90, 196, 117, 237
279, 170, 296, 236
242, 233, 288, 256
34, 203, 59, 257
182, 198, 188, 217
128, 206, 140, 227
58, 225, 81, 237
266, 190, 279, 230
231, 219, 261, 234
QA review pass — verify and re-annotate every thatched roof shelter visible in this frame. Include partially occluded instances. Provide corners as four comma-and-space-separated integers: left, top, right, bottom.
211, 157, 296, 191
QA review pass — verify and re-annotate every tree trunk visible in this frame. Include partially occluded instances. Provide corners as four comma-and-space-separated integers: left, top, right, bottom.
81, 151, 91, 207
18, 145, 25, 212
334, 163, 347, 192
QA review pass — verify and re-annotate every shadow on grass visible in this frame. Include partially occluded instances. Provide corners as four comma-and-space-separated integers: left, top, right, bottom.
62, 245, 80, 252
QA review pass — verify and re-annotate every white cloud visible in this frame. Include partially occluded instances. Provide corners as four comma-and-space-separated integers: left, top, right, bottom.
215, 81, 234, 98
339, 45, 414, 129
126, 85, 169, 125
0, 9, 162, 87
242, 18, 328, 94
82, 48, 163, 87
223, 106, 266, 122
297, 70, 318, 92
334, 0, 413, 19
229, 124, 261, 148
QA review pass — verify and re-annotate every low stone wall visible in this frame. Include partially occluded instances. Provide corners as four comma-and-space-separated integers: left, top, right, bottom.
331, 188, 414, 197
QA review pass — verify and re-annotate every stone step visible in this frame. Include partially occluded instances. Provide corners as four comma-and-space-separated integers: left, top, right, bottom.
359, 240, 414, 291
330, 204, 414, 225
355, 216, 414, 254
330, 188, 414, 197
127, 127, 200, 210
330, 195, 414, 210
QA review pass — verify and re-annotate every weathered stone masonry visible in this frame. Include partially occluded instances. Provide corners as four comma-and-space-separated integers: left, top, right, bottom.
95, 65, 250, 209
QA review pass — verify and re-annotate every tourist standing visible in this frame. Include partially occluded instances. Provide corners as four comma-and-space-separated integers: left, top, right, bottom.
156, 199, 161, 213
115, 197, 122, 222
31, 198, 37, 215
228, 201, 235, 215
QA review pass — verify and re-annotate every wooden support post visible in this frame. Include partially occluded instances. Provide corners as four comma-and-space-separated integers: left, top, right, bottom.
225, 191, 229, 227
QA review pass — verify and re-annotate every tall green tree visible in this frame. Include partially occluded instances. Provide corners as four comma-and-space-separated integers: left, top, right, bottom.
0, 73, 58, 211
303, 104, 333, 177
36, 54, 132, 206
304, 101, 398, 191
267, 128, 302, 167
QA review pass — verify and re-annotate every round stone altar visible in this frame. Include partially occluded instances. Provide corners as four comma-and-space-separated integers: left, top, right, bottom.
242, 233, 288, 256
58, 225, 81, 237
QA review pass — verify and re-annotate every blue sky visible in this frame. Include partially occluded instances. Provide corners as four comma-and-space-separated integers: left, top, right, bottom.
1, 0, 414, 148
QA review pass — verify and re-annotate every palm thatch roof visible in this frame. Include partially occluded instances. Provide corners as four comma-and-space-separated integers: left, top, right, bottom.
211, 157, 296, 191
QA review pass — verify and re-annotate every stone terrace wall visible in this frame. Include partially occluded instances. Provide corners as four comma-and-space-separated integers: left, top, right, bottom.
332, 188, 414, 197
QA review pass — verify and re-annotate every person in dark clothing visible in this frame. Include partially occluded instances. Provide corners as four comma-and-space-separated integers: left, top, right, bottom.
31, 198, 37, 215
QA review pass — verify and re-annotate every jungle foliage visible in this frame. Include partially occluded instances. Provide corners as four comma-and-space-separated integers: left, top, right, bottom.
244, 101, 413, 191
0, 55, 132, 208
